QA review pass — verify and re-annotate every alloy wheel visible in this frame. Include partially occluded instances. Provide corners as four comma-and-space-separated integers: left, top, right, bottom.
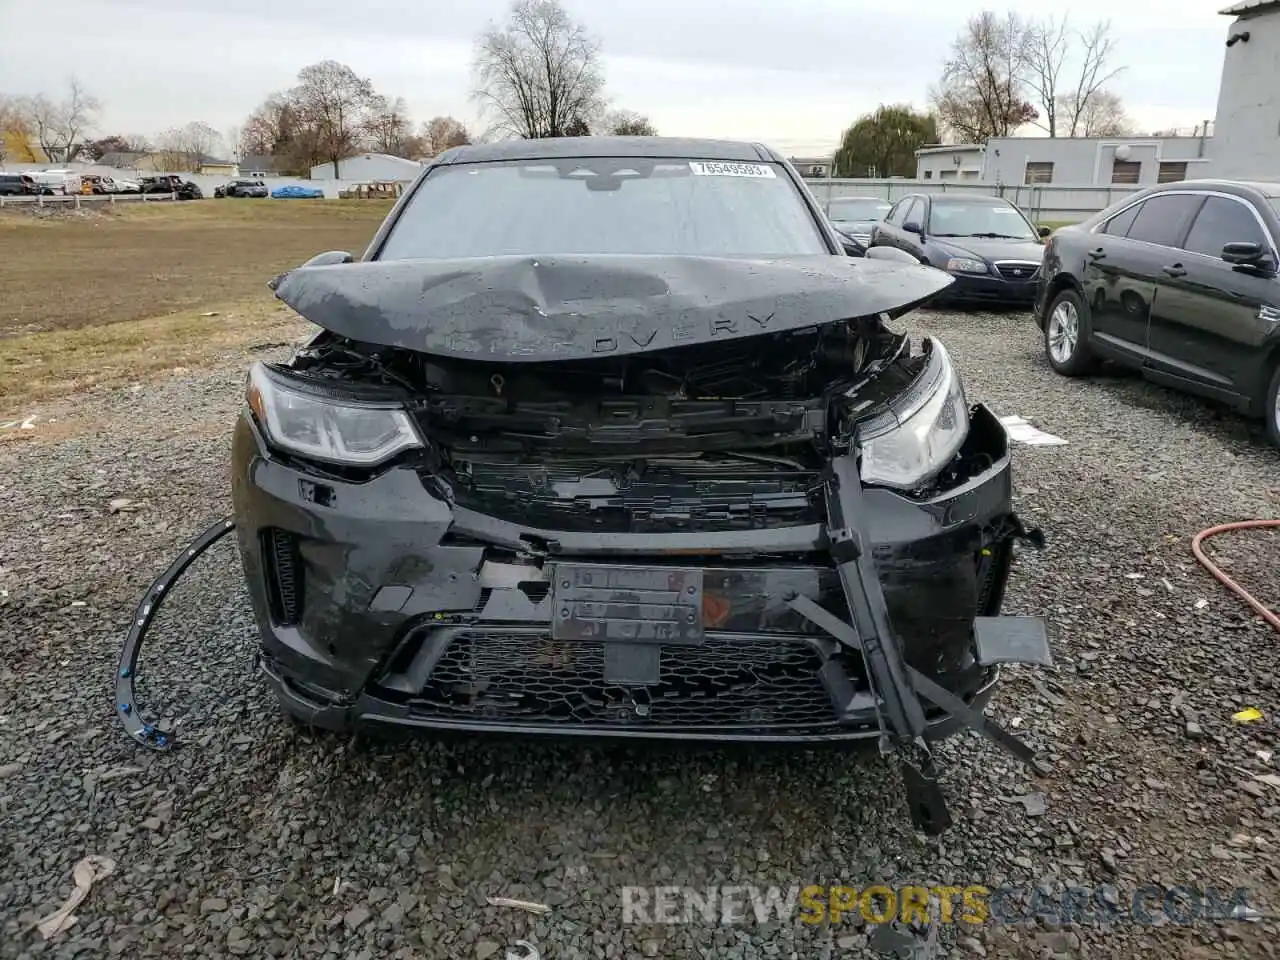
1048, 300, 1079, 364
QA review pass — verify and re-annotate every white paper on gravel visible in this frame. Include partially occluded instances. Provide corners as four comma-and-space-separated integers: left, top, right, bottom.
998, 415, 1067, 446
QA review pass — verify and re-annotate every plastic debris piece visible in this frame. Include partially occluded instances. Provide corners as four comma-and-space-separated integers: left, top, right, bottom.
1195, 598, 1209, 609
1258, 750, 1273, 763
36, 855, 116, 939
486, 897, 552, 915
1233, 708, 1264, 724
997, 415, 1067, 447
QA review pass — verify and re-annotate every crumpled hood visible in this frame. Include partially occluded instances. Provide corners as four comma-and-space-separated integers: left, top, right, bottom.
271, 254, 953, 363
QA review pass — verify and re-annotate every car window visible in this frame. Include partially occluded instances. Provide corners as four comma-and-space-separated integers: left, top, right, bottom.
1102, 203, 1142, 237
884, 199, 908, 226
828, 198, 891, 222
1182, 196, 1269, 259
901, 199, 923, 227
377, 158, 830, 259
1125, 194, 1203, 247
925, 200, 1036, 240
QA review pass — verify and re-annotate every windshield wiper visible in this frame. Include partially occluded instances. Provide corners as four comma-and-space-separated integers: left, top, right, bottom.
965, 232, 1029, 239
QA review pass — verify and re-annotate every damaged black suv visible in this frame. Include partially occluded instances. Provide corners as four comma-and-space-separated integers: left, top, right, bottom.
226, 138, 1048, 809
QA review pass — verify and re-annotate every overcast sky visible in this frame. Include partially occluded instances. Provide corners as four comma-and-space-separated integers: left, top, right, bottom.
0, 0, 1231, 155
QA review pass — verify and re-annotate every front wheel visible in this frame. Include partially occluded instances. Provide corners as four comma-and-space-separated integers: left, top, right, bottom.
1265, 362, 1280, 450
1043, 288, 1097, 376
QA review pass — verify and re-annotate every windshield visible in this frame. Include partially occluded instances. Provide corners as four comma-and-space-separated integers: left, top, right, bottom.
828, 198, 891, 222
377, 158, 829, 259
927, 200, 1036, 239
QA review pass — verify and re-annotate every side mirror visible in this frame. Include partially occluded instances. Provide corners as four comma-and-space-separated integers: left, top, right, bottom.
865, 246, 921, 264
303, 250, 355, 267
903, 221, 923, 236
1038, 225, 1052, 238
839, 237, 865, 257
1222, 241, 1264, 265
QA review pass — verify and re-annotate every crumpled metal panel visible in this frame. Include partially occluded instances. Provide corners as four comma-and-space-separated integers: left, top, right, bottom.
270, 253, 952, 362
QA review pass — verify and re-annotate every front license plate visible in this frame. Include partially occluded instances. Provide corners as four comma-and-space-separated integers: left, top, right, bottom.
551, 564, 705, 645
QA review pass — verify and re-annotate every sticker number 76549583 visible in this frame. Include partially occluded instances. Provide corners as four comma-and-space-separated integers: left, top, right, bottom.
688, 161, 777, 178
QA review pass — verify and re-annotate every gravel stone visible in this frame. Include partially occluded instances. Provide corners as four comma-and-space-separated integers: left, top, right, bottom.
3, 311, 1279, 959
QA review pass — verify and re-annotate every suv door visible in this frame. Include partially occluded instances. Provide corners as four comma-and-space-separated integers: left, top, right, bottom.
1145, 193, 1279, 405
1085, 193, 1202, 361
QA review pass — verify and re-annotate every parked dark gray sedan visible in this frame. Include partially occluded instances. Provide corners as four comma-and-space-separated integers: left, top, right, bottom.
825, 196, 892, 254
1037, 178, 1280, 447
868, 194, 1050, 306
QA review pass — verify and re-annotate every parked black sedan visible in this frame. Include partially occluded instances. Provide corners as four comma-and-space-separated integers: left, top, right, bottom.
868, 193, 1049, 306
825, 196, 892, 254
1037, 179, 1280, 447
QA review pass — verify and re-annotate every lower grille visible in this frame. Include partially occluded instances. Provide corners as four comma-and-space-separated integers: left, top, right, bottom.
994, 261, 1040, 281
261, 528, 302, 625
401, 628, 850, 729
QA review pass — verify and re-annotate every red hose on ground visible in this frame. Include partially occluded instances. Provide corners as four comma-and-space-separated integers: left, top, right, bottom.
1191, 520, 1280, 634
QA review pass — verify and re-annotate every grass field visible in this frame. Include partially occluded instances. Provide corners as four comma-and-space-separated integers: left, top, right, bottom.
0, 200, 394, 412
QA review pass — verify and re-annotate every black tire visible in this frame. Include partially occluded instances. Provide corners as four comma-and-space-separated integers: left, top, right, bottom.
1043, 286, 1097, 376
1265, 362, 1280, 450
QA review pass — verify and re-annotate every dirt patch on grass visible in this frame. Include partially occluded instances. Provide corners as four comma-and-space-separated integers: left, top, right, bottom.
0, 199, 392, 336
0, 299, 312, 414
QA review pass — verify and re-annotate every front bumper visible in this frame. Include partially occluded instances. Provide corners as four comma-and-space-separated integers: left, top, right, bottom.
231, 404, 1032, 743
935, 271, 1038, 306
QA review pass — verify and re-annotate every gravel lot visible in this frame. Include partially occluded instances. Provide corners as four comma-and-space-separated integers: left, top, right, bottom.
2, 308, 1279, 960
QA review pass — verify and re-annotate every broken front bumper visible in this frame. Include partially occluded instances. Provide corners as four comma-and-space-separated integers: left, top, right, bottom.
227, 402, 1046, 743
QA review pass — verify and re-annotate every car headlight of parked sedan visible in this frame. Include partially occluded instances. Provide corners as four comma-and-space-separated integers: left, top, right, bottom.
944, 257, 989, 274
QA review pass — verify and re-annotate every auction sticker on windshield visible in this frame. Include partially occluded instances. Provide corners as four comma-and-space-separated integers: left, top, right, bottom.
689, 161, 777, 178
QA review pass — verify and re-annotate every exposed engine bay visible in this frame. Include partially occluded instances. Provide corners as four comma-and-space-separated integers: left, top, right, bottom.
274, 316, 990, 531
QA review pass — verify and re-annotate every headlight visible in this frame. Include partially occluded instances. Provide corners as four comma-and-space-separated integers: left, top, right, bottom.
858, 340, 969, 490
245, 362, 422, 466
945, 257, 988, 274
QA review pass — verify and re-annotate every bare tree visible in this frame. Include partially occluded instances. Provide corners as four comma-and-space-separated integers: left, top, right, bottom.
153, 122, 223, 171
1025, 16, 1069, 137
931, 12, 1037, 143
290, 60, 377, 177
1024, 17, 1125, 138
1058, 21, 1124, 137
1059, 88, 1132, 137
472, 0, 606, 139
604, 109, 657, 136
423, 115, 471, 154
18, 78, 101, 162
366, 95, 413, 156
0, 94, 26, 163
84, 133, 152, 161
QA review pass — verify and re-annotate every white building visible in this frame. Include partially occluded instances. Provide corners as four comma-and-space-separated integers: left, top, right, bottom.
309, 153, 424, 182
914, 145, 985, 182
1206, 0, 1280, 178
